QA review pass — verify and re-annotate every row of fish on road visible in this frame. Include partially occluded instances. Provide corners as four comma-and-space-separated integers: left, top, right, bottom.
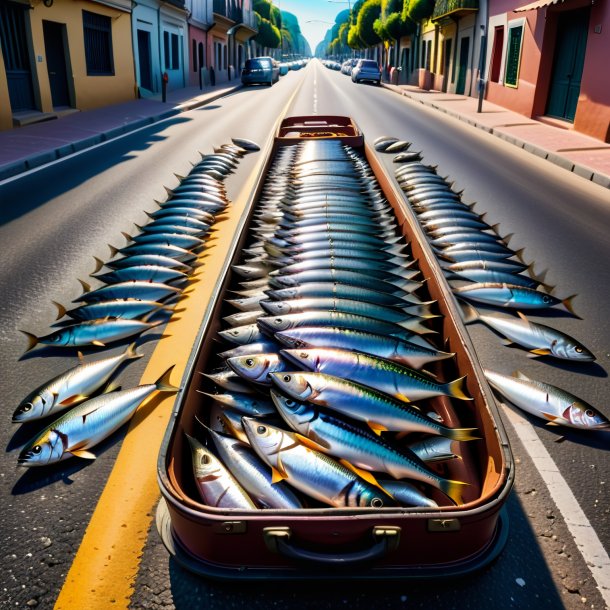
13, 138, 261, 467
375, 136, 608, 432
187, 138, 483, 512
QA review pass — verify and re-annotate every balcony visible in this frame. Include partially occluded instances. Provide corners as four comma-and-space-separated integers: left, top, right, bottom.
432, 0, 478, 21
213, 0, 240, 22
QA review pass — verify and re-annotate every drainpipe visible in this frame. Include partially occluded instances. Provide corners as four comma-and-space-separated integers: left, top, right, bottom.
158, 4, 163, 93
475, 0, 488, 107
130, 1, 139, 97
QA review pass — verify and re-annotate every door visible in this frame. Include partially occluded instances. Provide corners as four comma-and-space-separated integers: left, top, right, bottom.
137, 29, 153, 91
456, 37, 470, 94
43, 21, 70, 108
442, 39, 452, 92
546, 8, 590, 122
0, 1, 35, 111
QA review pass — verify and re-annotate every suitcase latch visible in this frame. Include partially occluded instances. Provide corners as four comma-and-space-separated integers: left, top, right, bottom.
214, 521, 247, 534
428, 518, 461, 532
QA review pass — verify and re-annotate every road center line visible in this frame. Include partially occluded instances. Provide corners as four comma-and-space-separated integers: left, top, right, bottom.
502, 404, 610, 606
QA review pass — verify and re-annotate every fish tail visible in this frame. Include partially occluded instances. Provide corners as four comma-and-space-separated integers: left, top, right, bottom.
19, 330, 39, 354
124, 342, 143, 361
108, 244, 119, 258
444, 427, 480, 442
502, 232, 514, 245
52, 301, 67, 321
514, 248, 526, 263
438, 478, 469, 506
155, 365, 179, 393
121, 231, 133, 243
460, 302, 479, 325
445, 376, 472, 400
562, 294, 581, 318
77, 278, 91, 294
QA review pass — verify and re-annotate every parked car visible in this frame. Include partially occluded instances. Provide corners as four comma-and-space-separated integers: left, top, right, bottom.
341, 58, 359, 75
279, 62, 289, 76
351, 59, 382, 85
241, 57, 280, 86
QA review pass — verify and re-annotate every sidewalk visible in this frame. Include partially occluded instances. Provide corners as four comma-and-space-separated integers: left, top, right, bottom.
1, 78, 609, 188
382, 82, 610, 189
0, 83, 240, 181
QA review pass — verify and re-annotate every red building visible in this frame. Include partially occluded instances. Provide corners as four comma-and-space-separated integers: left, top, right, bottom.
485, 0, 610, 142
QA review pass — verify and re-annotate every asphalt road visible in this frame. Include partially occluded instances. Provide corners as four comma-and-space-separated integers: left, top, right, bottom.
0, 60, 608, 609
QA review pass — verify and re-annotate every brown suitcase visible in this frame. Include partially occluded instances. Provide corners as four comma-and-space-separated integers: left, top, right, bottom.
155, 116, 514, 579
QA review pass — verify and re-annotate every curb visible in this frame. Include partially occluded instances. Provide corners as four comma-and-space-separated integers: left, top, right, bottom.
0, 85, 240, 182
381, 82, 610, 189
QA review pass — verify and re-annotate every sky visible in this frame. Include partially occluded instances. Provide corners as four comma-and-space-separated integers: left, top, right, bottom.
273, 0, 350, 53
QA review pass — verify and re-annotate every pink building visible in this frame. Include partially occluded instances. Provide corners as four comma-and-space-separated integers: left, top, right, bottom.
485, 0, 610, 142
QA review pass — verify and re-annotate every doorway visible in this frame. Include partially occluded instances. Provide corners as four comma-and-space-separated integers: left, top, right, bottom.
137, 29, 153, 92
546, 8, 590, 122
0, 1, 36, 111
456, 36, 470, 94
43, 20, 71, 108
442, 38, 452, 92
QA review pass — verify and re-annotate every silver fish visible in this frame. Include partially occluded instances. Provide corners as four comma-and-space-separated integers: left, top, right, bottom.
13, 343, 142, 422
226, 353, 288, 386
18, 367, 179, 466
484, 369, 609, 430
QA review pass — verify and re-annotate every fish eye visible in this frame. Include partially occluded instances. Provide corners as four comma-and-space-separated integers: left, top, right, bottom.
371, 498, 384, 508
32, 445, 42, 454
283, 374, 292, 382
285, 399, 295, 407
245, 358, 254, 367
542, 296, 551, 303
575, 347, 583, 353
585, 409, 595, 417
202, 454, 211, 464
274, 318, 283, 325
23, 403, 33, 412
257, 425, 267, 434
299, 352, 308, 359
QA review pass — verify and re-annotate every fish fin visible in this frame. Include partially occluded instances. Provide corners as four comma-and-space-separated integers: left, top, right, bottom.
70, 449, 97, 460
444, 427, 480, 442
295, 433, 329, 452
420, 369, 438, 380
59, 394, 87, 406
512, 370, 531, 381
52, 301, 67, 321
19, 330, 39, 354
125, 342, 143, 361
174, 173, 185, 180
395, 393, 411, 403
339, 459, 387, 491
446, 376, 472, 401
104, 380, 122, 394
460, 302, 479, 325
164, 186, 174, 196
530, 348, 551, 356
91, 340, 106, 347
368, 421, 388, 436
121, 231, 133, 243
76, 351, 85, 365
562, 295, 580, 319
501, 339, 515, 347
271, 467, 288, 484
501, 232, 514, 245
108, 244, 119, 258
513, 248, 525, 263
516, 311, 529, 322
92, 257, 106, 274
134, 223, 143, 232
438, 479, 469, 506
155, 365, 180, 393
78, 278, 91, 294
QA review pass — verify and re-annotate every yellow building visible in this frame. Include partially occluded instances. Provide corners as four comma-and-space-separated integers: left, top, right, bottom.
0, 0, 135, 131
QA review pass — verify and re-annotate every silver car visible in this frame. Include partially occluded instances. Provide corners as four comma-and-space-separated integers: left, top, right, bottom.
351, 59, 382, 85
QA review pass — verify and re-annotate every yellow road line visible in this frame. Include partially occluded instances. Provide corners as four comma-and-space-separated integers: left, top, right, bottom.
53, 87, 302, 610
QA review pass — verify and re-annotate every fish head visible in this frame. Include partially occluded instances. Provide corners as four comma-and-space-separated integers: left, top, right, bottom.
260, 300, 292, 315
270, 372, 315, 401
563, 403, 610, 430
218, 324, 258, 345
347, 484, 396, 509
257, 316, 295, 334
226, 354, 281, 384
241, 418, 286, 466
270, 390, 315, 432
13, 388, 55, 423
551, 340, 595, 362
18, 429, 64, 467
273, 275, 298, 287
186, 434, 223, 479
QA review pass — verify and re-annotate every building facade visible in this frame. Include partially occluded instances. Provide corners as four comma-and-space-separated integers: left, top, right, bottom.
0, 0, 135, 131
485, 0, 610, 142
186, 0, 214, 87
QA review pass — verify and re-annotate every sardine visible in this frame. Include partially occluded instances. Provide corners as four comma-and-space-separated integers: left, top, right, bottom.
53, 299, 175, 322
18, 367, 179, 466
74, 280, 182, 304
226, 353, 288, 386
484, 369, 609, 430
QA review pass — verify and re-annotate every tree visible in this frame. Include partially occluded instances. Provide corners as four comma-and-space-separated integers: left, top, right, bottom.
357, 0, 382, 47
407, 0, 436, 21
253, 13, 281, 49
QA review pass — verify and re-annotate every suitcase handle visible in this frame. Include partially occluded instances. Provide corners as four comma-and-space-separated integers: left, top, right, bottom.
263, 525, 401, 565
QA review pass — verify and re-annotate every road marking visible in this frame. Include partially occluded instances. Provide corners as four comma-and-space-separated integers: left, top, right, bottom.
503, 404, 610, 606
53, 82, 305, 609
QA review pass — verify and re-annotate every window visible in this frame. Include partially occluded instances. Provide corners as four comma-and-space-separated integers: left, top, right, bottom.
163, 31, 180, 71
504, 22, 524, 88
489, 26, 504, 83
164, 31, 170, 68
171, 33, 179, 70
83, 10, 114, 75
192, 39, 197, 72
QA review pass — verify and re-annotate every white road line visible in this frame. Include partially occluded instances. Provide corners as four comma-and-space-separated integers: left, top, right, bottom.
503, 404, 610, 605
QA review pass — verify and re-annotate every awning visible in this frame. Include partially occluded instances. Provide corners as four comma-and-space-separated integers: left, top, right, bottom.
513, 0, 566, 12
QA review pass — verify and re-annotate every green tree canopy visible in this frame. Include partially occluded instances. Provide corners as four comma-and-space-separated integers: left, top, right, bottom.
357, 0, 382, 47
